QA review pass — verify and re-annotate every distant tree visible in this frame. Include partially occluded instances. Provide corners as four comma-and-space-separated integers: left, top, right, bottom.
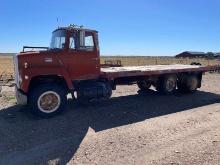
206, 52, 214, 59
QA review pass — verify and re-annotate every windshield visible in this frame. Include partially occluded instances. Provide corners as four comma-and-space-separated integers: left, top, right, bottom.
50, 30, 66, 49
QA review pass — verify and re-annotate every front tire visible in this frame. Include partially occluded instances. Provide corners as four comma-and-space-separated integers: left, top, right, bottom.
29, 84, 67, 117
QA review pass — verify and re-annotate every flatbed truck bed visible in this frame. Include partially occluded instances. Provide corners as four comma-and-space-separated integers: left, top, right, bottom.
101, 64, 219, 79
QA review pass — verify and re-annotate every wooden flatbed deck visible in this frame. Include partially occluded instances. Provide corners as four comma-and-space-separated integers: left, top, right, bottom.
101, 64, 219, 79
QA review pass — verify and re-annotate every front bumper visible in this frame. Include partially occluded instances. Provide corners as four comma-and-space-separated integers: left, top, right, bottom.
15, 87, 27, 105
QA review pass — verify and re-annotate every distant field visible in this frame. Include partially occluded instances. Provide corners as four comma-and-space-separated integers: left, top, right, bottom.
1, 54, 220, 76
0, 55, 14, 75
101, 56, 220, 66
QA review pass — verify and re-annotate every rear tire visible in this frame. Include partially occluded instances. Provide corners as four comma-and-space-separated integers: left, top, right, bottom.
156, 75, 177, 94
178, 75, 199, 93
29, 84, 67, 118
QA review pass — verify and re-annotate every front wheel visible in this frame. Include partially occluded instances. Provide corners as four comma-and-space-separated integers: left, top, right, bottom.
29, 84, 67, 117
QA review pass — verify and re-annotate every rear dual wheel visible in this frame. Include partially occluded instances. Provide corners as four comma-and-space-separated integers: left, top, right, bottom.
177, 75, 199, 93
156, 75, 199, 94
156, 75, 177, 94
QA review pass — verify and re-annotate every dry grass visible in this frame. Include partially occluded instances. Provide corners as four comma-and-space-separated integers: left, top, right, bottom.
0, 55, 13, 75
101, 56, 220, 66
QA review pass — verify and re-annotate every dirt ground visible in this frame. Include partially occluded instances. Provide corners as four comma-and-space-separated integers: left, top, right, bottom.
0, 74, 220, 165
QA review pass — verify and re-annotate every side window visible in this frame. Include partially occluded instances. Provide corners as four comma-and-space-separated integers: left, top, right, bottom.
85, 35, 94, 47
79, 31, 94, 51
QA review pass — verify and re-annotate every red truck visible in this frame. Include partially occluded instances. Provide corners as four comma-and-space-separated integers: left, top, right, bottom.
14, 25, 220, 117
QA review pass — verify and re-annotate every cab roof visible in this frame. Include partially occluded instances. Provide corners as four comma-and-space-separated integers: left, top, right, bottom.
53, 25, 98, 33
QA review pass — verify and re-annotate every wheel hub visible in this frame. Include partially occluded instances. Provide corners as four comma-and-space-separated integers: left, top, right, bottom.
166, 78, 176, 92
38, 91, 61, 113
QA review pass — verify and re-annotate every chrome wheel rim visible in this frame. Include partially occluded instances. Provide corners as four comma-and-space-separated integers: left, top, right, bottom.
37, 91, 61, 113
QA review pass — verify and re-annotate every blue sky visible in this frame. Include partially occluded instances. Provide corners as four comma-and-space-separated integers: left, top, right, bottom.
0, 0, 219, 56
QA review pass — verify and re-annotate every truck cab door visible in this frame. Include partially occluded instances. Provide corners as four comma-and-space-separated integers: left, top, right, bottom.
63, 30, 100, 80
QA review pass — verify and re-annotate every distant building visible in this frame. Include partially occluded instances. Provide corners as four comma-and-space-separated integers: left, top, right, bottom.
214, 52, 220, 58
176, 51, 207, 58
